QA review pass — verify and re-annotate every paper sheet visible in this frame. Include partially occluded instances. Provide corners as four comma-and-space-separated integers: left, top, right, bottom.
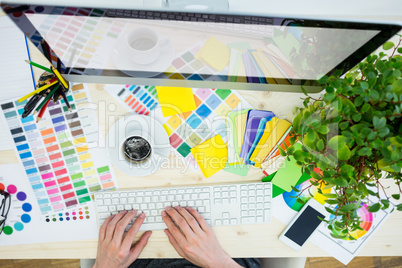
270, 143, 303, 192
195, 36, 229, 71
156, 86, 196, 117
0, 164, 98, 246
0, 17, 36, 150
191, 134, 228, 178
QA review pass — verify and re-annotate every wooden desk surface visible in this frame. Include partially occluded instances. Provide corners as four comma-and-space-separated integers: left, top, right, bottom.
0, 16, 402, 259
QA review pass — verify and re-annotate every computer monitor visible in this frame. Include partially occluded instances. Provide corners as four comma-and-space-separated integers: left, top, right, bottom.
1, 0, 401, 93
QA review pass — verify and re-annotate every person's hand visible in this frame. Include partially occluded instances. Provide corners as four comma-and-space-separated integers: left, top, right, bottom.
93, 210, 152, 268
162, 206, 242, 268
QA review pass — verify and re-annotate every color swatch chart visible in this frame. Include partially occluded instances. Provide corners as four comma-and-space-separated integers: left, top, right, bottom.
163, 42, 227, 82
0, 83, 118, 215
44, 205, 92, 223
31, 6, 126, 75
155, 88, 252, 170
104, 84, 159, 115
0, 168, 33, 237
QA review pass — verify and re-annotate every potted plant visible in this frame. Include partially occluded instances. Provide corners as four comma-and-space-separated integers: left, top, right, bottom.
280, 36, 402, 239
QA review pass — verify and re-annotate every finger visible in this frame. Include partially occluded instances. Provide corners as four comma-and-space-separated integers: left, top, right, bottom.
185, 207, 211, 232
162, 209, 186, 244
164, 229, 185, 257
113, 209, 137, 242
129, 231, 152, 262
98, 214, 115, 241
165, 206, 194, 238
122, 212, 145, 249
105, 211, 127, 243
174, 206, 203, 234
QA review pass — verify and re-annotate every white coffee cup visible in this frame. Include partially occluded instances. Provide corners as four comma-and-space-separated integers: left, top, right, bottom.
124, 27, 168, 65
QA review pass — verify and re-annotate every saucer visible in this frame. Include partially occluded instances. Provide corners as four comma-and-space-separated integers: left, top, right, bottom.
112, 37, 175, 78
106, 115, 170, 176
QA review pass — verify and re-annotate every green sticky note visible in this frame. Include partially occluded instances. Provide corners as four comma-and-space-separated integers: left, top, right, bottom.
224, 163, 250, 176
262, 171, 311, 198
271, 143, 303, 192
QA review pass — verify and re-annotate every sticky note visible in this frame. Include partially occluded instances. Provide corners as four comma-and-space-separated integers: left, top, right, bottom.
250, 119, 291, 166
245, 117, 273, 164
195, 36, 229, 71
191, 134, 228, 178
156, 86, 196, 117
227, 109, 250, 165
224, 162, 250, 176
271, 143, 303, 192
262, 171, 311, 198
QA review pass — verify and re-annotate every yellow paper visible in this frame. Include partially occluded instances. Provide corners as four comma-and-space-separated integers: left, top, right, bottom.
234, 112, 249, 156
250, 118, 291, 165
195, 36, 229, 71
191, 134, 228, 178
156, 86, 196, 117
250, 51, 277, 84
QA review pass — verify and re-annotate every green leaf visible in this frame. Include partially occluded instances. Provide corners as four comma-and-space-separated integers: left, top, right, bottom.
376, 60, 387, 73
352, 113, 362, 122
318, 125, 329, 135
278, 146, 286, 156
358, 183, 369, 195
373, 116, 386, 129
325, 207, 336, 215
339, 121, 349, 130
340, 203, 357, 212
368, 203, 381, 213
367, 132, 377, 140
318, 75, 329, 84
301, 86, 308, 96
293, 150, 306, 162
307, 130, 316, 142
328, 135, 346, 150
354, 96, 364, 107
397, 204, 402, 211
324, 92, 336, 101
337, 145, 351, 161
296, 198, 305, 205
358, 147, 372, 156
398, 47, 402, 53
342, 164, 355, 173
291, 186, 300, 192
317, 139, 324, 151
360, 81, 369, 90
392, 194, 400, 200
382, 41, 394, 50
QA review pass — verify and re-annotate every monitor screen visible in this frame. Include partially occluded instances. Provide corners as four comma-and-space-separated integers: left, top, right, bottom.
2, 3, 401, 92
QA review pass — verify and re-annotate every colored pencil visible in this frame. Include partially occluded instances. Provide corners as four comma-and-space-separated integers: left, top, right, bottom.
46, 77, 58, 85
51, 65, 68, 89
36, 98, 51, 123
34, 84, 60, 114
44, 40, 52, 63
40, 40, 50, 61
18, 80, 58, 102
57, 58, 61, 72
25, 60, 52, 73
59, 88, 71, 111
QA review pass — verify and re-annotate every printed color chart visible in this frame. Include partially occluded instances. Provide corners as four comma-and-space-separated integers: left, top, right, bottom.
33, 6, 126, 75
104, 84, 159, 115
44, 205, 91, 223
155, 88, 252, 170
0, 84, 117, 215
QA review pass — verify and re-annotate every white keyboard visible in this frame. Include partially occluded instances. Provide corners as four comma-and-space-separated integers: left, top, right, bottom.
94, 182, 272, 231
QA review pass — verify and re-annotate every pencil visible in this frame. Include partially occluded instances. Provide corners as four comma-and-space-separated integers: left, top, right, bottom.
57, 58, 61, 72
36, 98, 51, 123
40, 40, 50, 61
34, 84, 60, 114
25, 60, 53, 73
51, 65, 68, 89
18, 80, 58, 103
44, 40, 52, 63
59, 88, 71, 111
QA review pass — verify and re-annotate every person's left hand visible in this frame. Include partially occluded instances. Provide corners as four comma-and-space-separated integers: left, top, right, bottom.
93, 210, 152, 268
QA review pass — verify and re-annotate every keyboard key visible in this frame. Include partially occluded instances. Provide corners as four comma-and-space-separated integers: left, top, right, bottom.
97, 206, 109, 212
125, 204, 132, 210
117, 205, 124, 211
215, 219, 222, 226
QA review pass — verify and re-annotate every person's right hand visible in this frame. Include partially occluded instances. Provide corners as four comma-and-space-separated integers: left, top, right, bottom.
162, 206, 242, 268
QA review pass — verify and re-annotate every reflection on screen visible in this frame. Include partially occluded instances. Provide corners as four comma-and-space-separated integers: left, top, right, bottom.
3, 4, 386, 86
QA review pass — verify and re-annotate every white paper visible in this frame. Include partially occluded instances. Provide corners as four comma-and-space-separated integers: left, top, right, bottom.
0, 16, 35, 101
0, 164, 98, 246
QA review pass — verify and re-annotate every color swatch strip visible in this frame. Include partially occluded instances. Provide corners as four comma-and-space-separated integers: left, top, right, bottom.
104, 84, 159, 115
0, 83, 117, 215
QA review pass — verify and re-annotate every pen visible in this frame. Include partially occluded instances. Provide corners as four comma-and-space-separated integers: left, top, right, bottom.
25, 60, 53, 73
22, 94, 43, 118
34, 84, 60, 114
57, 58, 61, 72
18, 80, 58, 102
44, 40, 52, 63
